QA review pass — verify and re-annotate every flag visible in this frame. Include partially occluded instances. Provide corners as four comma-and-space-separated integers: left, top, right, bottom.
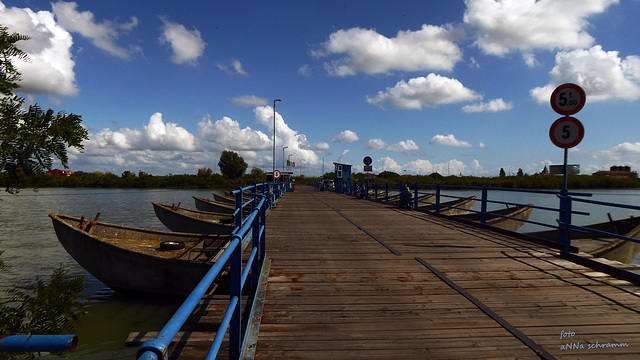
293, 162, 295, 167
287, 159, 291, 166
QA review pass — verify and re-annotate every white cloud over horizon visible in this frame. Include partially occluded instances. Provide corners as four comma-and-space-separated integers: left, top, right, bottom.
159, 16, 206, 65
365, 138, 420, 152
332, 130, 360, 143
462, 98, 513, 113
429, 134, 485, 148
316, 24, 465, 76
367, 73, 482, 109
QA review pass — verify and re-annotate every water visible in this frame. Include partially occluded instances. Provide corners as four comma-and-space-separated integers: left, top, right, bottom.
0, 188, 225, 359
1, 187, 640, 358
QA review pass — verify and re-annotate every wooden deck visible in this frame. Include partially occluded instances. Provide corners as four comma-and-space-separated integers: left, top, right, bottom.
253, 187, 640, 359
128, 186, 640, 359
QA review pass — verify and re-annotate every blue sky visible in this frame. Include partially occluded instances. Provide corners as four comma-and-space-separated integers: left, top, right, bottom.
2, 0, 640, 177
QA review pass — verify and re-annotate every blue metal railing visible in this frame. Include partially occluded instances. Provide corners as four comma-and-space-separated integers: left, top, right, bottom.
137, 181, 281, 360
350, 182, 640, 255
0, 335, 77, 353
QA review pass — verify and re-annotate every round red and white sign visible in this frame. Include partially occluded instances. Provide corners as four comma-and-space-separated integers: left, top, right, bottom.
549, 117, 584, 149
273, 170, 282, 179
363, 156, 372, 166
550, 83, 586, 116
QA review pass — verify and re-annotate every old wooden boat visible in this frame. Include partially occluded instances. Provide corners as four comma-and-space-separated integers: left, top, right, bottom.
212, 193, 236, 205
193, 196, 236, 214
152, 202, 234, 234
525, 216, 640, 263
451, 204, 534, 232
413, 196, 477, 216
49, 213, 232, 297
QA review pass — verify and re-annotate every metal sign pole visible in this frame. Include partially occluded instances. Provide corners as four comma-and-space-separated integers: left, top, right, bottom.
562, 148, 568, 194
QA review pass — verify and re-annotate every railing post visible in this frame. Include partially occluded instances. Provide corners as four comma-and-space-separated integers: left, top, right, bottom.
229, 235, 243, 359
385, 183, 389, 203
413, 184, 418, 209
374, 183, 378, 200
558, 191, 572, 254
480, 186, 488, 225
251, 206, 261, 295
435, 184, 441, 214
235, 186, 243, 229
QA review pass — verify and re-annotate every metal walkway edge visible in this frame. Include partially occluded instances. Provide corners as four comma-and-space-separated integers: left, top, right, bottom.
253, 187, 640, 359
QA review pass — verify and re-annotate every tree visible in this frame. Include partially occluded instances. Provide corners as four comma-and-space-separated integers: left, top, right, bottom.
517, 168, 524, 176
499, 168, 506, 177
218, 150, 247, 179
0, 27, 89, 193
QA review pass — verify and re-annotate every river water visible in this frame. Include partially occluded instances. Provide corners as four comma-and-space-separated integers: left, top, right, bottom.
1, 187, 640, 358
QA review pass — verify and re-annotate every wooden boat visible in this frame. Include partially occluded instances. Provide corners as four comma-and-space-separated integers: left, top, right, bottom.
212, 193, 236, 205
152, 202, 234, 234
193, 196, 236, 214
525, 216, 640, 263
49, 213, 231, 297
413, 196, 477, 216
451, 204, 534, 232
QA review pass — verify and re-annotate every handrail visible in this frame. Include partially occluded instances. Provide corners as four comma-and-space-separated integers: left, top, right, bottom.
137, 181, 278, 360
358, 182, 640, 255
0, 335, 78, 353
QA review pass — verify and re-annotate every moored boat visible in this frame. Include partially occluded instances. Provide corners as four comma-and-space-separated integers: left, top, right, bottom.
525, 216, 640, 263
49, 213, 231, 297
413, 196, 477, 216
451, 204, 534, 232
152, 202, 234, 234
193, 196, 236, 214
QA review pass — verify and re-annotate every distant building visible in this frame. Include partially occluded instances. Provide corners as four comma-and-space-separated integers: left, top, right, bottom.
46, 169, 74, 177
592, 165, 638, 178
540, 166, 549, 175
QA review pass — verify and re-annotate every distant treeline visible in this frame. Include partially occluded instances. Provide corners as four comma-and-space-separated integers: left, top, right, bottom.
352, 172, 640, 190
2, 169, 638, 192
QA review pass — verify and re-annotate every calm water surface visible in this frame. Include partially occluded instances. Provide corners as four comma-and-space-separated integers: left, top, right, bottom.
0, 188, 225, 359
1, 187, 640, 358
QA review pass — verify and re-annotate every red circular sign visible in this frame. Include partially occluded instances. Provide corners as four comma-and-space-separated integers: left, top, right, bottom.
550, 83, 586, 116
549, 117, 584, 149
363, 156, 372, 166
273, 170, 282, 179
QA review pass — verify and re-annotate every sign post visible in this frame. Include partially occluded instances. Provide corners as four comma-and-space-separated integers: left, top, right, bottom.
363, 156, 372, 199
549, 83, 586, 193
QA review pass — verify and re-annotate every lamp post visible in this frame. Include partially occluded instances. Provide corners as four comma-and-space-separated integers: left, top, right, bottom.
282, 146, 288, 173
272, 99, 281, 180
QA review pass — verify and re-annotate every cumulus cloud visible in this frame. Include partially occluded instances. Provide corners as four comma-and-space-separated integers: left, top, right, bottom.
367, 73, 481, 109
298, 64, 311, 77
365, 139, 420, 152
463, 0, 618, 65
316, 24, 464, 76
231, 95, 268, 107
0, 2, 78, 96
429, 134, 484, 148
462, 98, 513, 113
51, 1, 138, 58
159, 17, 206, 65
197, 115, 271, 152
531, 46, 640, 103
332, 130, 360, 143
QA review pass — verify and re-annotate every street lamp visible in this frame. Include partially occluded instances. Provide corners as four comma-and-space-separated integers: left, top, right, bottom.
272, 99, 281, 180
282, 146, 288, 173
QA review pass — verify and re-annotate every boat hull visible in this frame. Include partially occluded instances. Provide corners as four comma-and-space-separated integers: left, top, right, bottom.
152, 202, 234, 234
50, 214, 230, 297
413, 196, 477, 216
193, 196, 236, 214
453, 205, 534, 232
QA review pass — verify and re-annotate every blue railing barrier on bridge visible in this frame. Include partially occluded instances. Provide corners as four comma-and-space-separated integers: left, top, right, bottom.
337, 181, 640, 256
137, 181, 281, 360
0, 335, 78, 353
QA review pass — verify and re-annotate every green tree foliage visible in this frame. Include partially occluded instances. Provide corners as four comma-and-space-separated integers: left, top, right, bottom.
0, 26, 89, 194
517, 168, 524, 176
218, 150, 248, 179
499, 168, 506, 177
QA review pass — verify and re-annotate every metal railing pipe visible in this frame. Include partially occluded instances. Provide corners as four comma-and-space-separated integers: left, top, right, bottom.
0, 335, 78, 353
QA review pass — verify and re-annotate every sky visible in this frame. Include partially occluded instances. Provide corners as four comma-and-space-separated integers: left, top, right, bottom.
2, 0, 640, 177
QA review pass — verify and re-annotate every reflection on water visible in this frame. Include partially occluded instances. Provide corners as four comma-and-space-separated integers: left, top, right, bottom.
1, 187, 640, 357
0, 188, 223, 358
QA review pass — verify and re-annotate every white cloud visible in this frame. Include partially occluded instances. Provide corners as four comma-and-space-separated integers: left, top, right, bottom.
197, 115, 271, 152
219, 59, 248, 76
429, 134, 484, 148
338, 149, 350, 163
231, 95, 268, 107
609, 142, 640, 155
531, 46, 640, 103
367, 73, 481, 109
159, 17, 206, 65
0, 3, 78, 96
462, 98, 513, 113
316, 24, 464, 76
298, 64, 311, 77
365, 139, 420, 152
51, 1, 138, 59
378, 156, 402, 173
464, 0, 619, 65
332, 130, 360, 143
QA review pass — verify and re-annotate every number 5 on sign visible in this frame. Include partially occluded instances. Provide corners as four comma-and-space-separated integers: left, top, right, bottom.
549, 117, 584, 149
550, 83, 586, 116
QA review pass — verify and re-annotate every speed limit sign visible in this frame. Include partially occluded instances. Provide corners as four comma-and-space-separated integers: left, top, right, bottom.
549, 117, 584, 149
550, 83, 586, 116
273, 169, 282, 179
